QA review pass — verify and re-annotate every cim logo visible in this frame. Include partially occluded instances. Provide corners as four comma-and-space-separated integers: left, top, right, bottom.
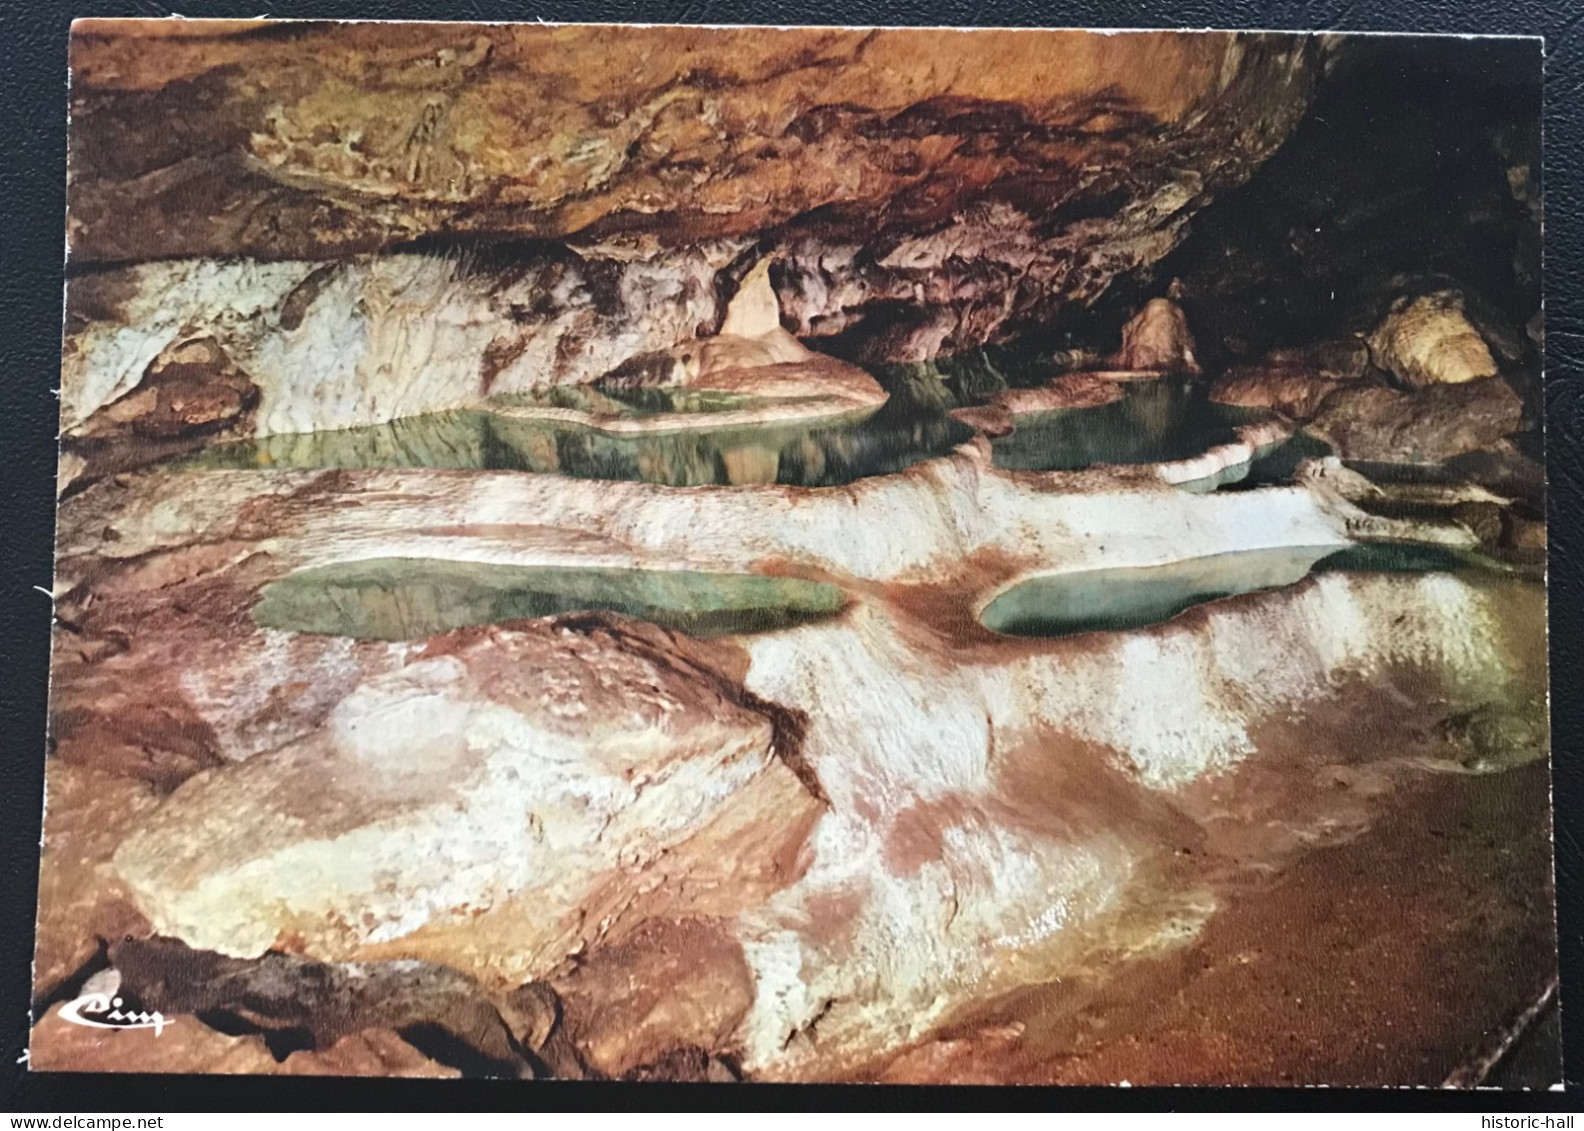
57, 970, 168, 1036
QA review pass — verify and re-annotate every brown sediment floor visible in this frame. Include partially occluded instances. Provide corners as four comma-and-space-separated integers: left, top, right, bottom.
868, 759, 1557, 1087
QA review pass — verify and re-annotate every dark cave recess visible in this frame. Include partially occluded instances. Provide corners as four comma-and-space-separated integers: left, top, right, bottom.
1011, 36, 1541, 385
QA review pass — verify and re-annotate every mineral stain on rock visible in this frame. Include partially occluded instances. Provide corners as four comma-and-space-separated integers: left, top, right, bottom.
33, 23, 1553, 1088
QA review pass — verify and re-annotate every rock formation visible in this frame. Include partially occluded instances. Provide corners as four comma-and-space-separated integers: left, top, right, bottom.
1305, 376, 1524, 465
60, 22, 1323, 460
992, 373, 1128, 414
110, 618, 822, 983
34, 22, 1550, 1087
1112, 297, 1201, 375
1207, 365, 1342, 419
587, 256, 889, 419
1366, 290, 1501, 388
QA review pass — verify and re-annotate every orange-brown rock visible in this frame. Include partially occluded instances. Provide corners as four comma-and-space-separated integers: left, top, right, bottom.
29, 1001, 281, 1074
948, 403, 1016, 437
66, 22, 1320, 362
551, 917, 756, 1079
32, 763, 158, 1000
67, 24, 1319, 262
1113, 298, 1201, 374
279, 1030, 461, 1078
62, 335, 262, 482
1207, 365, 1340, 419
994, 373, 1127, 414
107, 616, 822, 987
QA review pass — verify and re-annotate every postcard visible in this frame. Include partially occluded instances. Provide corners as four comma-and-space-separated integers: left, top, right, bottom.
32, 19, 1554, 1086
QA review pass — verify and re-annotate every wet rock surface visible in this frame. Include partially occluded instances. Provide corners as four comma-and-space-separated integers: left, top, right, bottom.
1305, 376, 1524, 465
61, 24, 1322, 440
34, 25, 1550, 1087
869, 759, 1558, 1087
108, 617, 822, 983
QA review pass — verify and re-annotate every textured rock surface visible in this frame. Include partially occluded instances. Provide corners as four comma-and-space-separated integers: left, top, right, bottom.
280, 1030, 462, 1078
37, 24, 1550, 1086
61, 23, 1322, 433
67, 24, 1319, 264
1113, 298, 1200, 373
1306, 377, 1523, 464
32, 764, 158, 999
109, 619, 821, 984
105, 935, 527, 1074
994, 373, 1127, 414
1207, 365, 1342, 419
43, 440, 1546, 1079
728, 568, 1544, 1078
595, 258, 888, 410
61, 252, 731, 440
551, 916, 755, 1078
1367, 291, 1499, 388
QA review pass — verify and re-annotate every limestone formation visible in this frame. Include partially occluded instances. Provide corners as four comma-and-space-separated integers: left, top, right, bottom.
993, 373, 1128, 414
592, 257, 889, 414
34, 22, 1550, 1086
1367, 291, 1500, 389
32, 764, 158, 1000
1112, 298, 1201, 375
1207, 365, 1341, 419
38, 429, 1547, 1078
110, 620, 822, 984
1305, 377, 1523, 465
62, 23, 1323, 418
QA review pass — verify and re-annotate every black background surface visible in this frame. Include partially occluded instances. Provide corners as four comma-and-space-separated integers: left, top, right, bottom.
1, 0, 1578, 1112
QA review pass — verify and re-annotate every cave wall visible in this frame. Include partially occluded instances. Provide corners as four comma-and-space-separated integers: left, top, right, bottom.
61, 22, 1324, 442
1033, 38, 1543, 379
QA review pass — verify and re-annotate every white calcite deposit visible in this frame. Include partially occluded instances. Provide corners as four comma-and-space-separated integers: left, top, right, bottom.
55, 433, 1543, 1078
62, 250, 736, 437
112, 620, 821, 985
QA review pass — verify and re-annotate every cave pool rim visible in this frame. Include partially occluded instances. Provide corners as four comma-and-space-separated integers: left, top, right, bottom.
250, 557, 854, 641
974, 540, 1511, 640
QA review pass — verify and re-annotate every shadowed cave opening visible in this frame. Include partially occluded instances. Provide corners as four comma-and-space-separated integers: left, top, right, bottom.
251, 558, 850, 640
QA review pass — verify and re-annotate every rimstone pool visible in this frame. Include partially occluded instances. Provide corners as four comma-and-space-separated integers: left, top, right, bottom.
36, 22, 1553, 1089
